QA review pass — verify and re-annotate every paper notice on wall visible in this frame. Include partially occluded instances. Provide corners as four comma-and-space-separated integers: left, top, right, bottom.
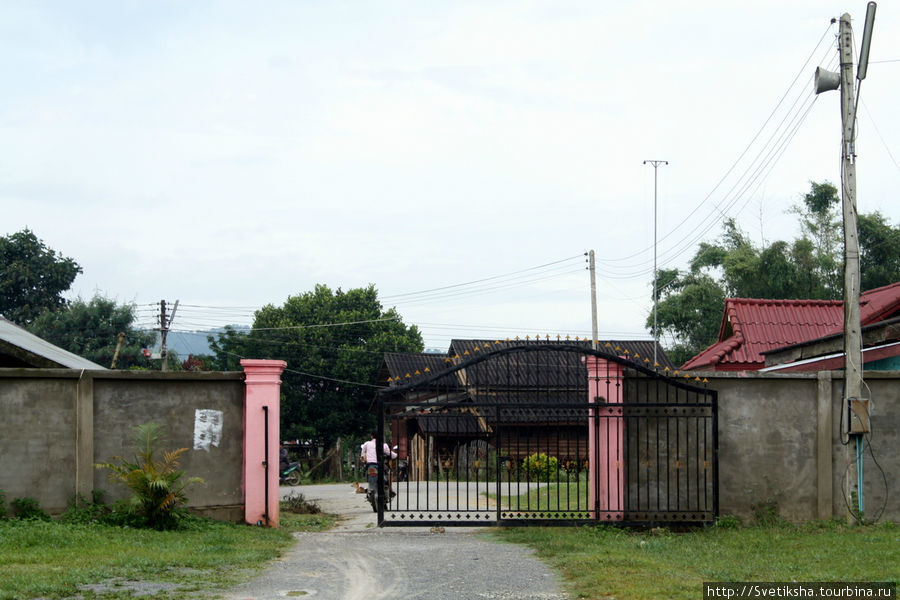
193, 409, 223, 451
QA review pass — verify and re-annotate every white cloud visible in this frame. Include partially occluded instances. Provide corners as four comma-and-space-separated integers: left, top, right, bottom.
1, 0, 898, 350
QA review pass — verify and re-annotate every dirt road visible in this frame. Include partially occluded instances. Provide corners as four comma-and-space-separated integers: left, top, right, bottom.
220, 484, 568, 600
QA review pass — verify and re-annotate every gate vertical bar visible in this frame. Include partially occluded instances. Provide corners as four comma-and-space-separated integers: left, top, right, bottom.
712, 391, 719, 518
376, 393, 385, 525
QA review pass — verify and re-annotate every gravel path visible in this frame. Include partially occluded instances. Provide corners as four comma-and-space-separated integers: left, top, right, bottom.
220, 484, 569, 600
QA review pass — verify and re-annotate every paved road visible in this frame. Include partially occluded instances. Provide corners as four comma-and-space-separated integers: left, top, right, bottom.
221, 484, 568, 600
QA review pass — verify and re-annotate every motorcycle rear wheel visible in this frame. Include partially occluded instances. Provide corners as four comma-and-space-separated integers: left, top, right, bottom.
285, 470, 302, 486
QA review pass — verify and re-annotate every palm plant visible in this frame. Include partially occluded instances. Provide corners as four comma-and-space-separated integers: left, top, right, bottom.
96, 423, 204, 530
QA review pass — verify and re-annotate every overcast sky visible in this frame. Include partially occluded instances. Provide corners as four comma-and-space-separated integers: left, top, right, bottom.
3, 1, 899, 351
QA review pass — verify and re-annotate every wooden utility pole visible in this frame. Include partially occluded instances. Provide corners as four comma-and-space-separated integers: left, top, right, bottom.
838, 12, 863, 421
110, 332, 126, 369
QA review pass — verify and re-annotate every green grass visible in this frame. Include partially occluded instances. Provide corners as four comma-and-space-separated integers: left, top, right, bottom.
279, 510, 338, 532
0, 509, 338, 600
492, 520, 899, 599
500, 478, 590, 513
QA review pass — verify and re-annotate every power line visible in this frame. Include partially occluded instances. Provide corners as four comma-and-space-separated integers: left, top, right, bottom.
593, 22, 837, 276
378, 254, 584, 301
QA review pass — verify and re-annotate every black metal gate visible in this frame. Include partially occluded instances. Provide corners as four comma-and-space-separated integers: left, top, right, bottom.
374, 343, 717, 527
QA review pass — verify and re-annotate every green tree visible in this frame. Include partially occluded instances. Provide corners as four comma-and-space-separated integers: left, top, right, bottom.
28, 295, 156, 369
210, 284, 423, 445
653, 268, 726, 366
858, 211, 900, 291
791, 181, 842, 293
0, 229, 82, 325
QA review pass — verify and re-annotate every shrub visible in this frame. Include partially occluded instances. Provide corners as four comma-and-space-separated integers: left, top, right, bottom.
716, 514, 741, 529
282, 492, 321, 515
522, 452, 559, 481
96, 423, 204, 530
60, 491, 112, 525
750, 495, 788, 527
11, 497, 51, 521
0, 489, 6, 520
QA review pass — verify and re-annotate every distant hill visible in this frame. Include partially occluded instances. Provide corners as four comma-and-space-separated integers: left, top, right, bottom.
152, 325, 251, 357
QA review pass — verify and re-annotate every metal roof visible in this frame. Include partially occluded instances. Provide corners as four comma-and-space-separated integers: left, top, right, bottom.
681, 281, 900, 371
858, 281, 900, 325
0, 317, 107, 369
381, 352, 457, 388
381, 339, 675, 390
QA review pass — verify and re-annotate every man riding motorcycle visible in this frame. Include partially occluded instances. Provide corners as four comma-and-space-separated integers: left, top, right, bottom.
360, 432, 397, 512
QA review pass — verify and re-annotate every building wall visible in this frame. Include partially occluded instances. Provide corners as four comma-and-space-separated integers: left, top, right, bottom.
702, 370, 898, 523
0, 369, 245, 519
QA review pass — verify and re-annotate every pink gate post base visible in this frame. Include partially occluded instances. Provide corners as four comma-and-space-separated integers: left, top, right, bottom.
242, 359, 287, 527
583, 356, 625, 522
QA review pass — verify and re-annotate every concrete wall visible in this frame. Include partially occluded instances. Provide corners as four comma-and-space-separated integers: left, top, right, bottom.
703, 370, 898, 523
0, 369, 245, 519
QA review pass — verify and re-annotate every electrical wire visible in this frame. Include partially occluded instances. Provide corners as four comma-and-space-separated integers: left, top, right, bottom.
379, 254, 584, 301
215, 349, 386, 389
594, 22, 838, 273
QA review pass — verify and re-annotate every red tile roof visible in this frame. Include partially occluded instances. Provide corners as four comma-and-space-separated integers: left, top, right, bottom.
681, 281, 900, 371
858, 281, 900, 325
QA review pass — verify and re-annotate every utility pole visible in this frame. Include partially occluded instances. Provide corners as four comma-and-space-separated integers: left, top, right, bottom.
643, 160, 668, 366
838, 12, 863, 418
813, 2, 876, 520
588, 250, 599, 350
110, 332, 126, 369
158, 299, 179, 371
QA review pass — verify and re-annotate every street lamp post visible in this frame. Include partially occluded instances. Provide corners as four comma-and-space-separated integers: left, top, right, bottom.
643, 160, 668, 366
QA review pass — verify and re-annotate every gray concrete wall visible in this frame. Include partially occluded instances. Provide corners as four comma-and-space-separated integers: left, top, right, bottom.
1, 367, 896, 524
703, 370, 898, 523
0, 369, 244, 519
0, 372, 78, 512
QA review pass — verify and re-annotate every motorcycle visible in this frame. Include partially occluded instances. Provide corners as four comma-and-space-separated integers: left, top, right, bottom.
365, 446, 399, 512
280, 461, 302, 486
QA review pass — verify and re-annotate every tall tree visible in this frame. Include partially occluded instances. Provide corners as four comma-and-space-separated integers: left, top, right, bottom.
791, 181, 842, 294
0, 229, 82, 325
858, 211, 900, 291
653, 268, 725, 367
210, 284, 423, 445
28, 295, 156, 369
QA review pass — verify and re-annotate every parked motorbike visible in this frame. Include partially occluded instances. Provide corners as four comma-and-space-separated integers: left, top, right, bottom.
397, 458, 408, 482
280, 461, 302, 486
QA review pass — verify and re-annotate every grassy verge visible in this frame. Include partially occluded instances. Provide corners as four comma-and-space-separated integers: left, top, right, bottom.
499, 479, 589, 512
492, 520, 899, 599
0, 507, 338, 600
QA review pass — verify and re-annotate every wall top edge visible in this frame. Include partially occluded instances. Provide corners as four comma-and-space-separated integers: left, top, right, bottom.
683, 369, 900, 380
0, 368, 244, 381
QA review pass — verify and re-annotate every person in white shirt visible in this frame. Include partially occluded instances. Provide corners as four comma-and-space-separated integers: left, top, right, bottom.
360, 432, 397, 464
360, 432, 398, 500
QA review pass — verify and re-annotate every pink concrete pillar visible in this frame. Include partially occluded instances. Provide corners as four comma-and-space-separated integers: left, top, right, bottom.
583, 356, 625, 522
241, 359, 287, 527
